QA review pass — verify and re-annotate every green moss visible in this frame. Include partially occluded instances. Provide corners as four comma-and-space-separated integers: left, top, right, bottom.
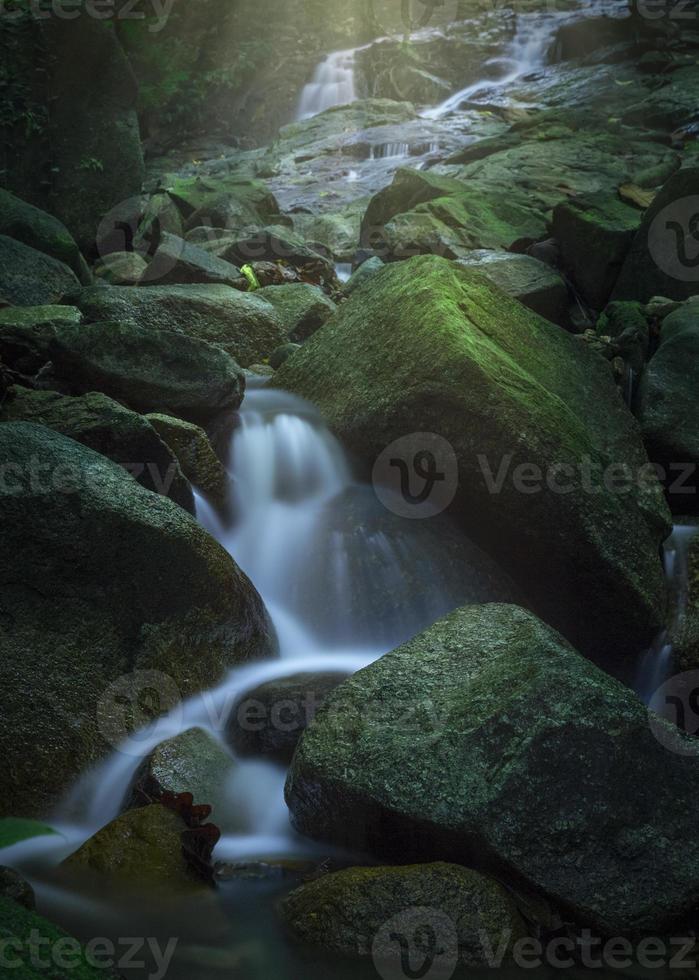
0, 818, 57, 850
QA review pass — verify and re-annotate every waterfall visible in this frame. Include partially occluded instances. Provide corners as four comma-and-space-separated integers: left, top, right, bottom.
635, 524, 699, 704
296, 48, 358, 120
9, 385, 480, 874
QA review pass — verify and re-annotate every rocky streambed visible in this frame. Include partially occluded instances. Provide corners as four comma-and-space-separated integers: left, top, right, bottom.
2, 1, 699, 977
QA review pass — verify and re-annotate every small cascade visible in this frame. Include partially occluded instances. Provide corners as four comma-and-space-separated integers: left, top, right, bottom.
296, 48, 357, 120
369, 141, 410, 160
635, 524, 699, 704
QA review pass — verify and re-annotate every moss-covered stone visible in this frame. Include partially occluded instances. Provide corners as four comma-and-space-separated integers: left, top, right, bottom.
0, 235, 80, 307
164, 174, 279, 229
552, 193, 641, 310
1, 387, 194, 513
124, 729, 236, 823
257, 283, 336, 342
146, 413, 228, 505
280, 863, 526, 966
286, 603, 699, 935
0, 307, 79, 378
276, 255, 670, 660
0, 422, 275, 816
45, 319, 244, 425
63, 804, 203, 893
0, 188, 91, 285
94, 251, 148, 285
145, 233, 243, 288
343, 256, 384, 295
0, 896, 117, 978
75, 284, 286, 367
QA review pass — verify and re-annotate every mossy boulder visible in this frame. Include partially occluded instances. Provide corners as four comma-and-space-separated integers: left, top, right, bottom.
257, 283, 336, 341
75, 284, 286, 367
552, 193, 641, 311
596, 301, 650, 374
0, 307, 80, 378
344, 256, 384, 295
638, 304, 699, 512
226, 672, 348, 764
0, 867, 34, 910
456, 250, 569, 324
94, 251, 148, 285
146, 413, 228, 505
276, 256, 670, 660
1, 387, 194, 513
163, 175, 279, 231
145, 233, 243, 288
45, 320, 244, 425
0, 188, 91, 284
361, 168, 545, 257
63, 804, 203, 893
124, 729, 236, 824
0, 422, 275, 816
0, 236, 80, 307
280, 863, 526, 967
286, 603, 699, 935
613, 167, 699, 303
0, 896, 118, 978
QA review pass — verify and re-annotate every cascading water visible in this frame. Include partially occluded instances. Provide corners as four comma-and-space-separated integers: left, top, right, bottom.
635, 524, 699, 704
296, 48, 358, 120
6, 385, 481, 888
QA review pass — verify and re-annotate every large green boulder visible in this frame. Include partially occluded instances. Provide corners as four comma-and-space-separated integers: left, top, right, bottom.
613, 167, 699, 303
360, 168, 546, 257
0, 423, 275, 816
163, 174, 279, 231
45, 320, 244, 425
276, 256, 670, 660
0, 236, 80, 307
638, 304, 699, 512
257, 283, 337, 341
145, 233, 243, 288
63, 804, 204, 893
0, 306, 80, 378
0, 188, 91, 284
146, 413, 228, 506
280, 863, 526, 967
0, 896, 118, 978
552, 193, 641, 310
75, 284, 286, 367
286, 604, 699, 935
0, 387, 194, 513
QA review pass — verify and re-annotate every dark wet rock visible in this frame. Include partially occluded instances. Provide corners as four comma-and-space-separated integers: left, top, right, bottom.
1, 387, 194, 513
44, 320, 244, 425
0, 188, 91, 285
552, 193, 641, 311
124, 729, 236, 823
74, 284, 286, 367
287, 603, 699, 935
638, 303, 699, 512
596, 301, 650, 375
144, 232, 243, 288
146, 413, 228, 505
0, 236, 80, 307
0, 867, 34, 910
672, 525, 699, 672
94, 251, 148, 285
0, 422, 275, 815
614, 167, 699, 304
226, 672, 348, 764
280, 862, 526, 967
456, 250, 569, 324
0, 305, 80, 377
163, 174, 280, 232
257, 283, 336, 341
276, 255, 670, 661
